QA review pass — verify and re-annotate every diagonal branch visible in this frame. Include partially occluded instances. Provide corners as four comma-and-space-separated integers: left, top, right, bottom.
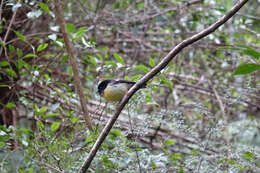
0, 6, 17, 57
53, 0, 93, 131
79, 0, 249, 172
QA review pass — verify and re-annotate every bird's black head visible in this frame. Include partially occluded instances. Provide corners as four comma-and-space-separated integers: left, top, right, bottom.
97, 80, 112, 95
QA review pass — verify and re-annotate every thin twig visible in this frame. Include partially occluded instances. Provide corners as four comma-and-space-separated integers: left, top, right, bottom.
127, 107, 143, 173
32, 159, 64, 173
140, 0, 203, 22
197, 131, 213, 173
0, 0, 3, 22
211, 83, 226, 120
0, 7, 17, 57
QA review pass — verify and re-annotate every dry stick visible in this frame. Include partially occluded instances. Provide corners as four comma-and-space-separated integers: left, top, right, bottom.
0, 0, 3, 20
211, 84, 226, 120
53, 0, 93, 131
0, 8, 17, 57
144, 0, 202, 21
32, 159, 63, 173
127, 107, 143, 173
79, 0, 249, 172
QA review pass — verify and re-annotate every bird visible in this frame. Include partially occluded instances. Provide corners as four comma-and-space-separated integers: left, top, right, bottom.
97, 79, 146, 102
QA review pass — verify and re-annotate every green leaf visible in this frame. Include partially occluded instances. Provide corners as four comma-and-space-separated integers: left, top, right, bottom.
85, 135, 94, 143
62, 55, 69, 64
68, 66, 73, 76
137, 2, 144, 9
0, 61, 9, 67
66, 23, 76, 33
233, 63, 260, 75
160, 77, 173, 89
45, 112, 60, 118
149, 58, 155, 67
113, 2, 121, 9
23, 53, 36, 58
6, 102, 15, 109
39, 2, 50, 14
218, 45, 260, 60
243, 48, 260, 59
113, 53, 124, 64
237, 165, 248, 170
4, 68, 17, 78
217, 46, 240, 51
164, 139, 175, 146
169, 153, 183, 161
76, 27, 87, 38
28, 167, 34, 173
23, 61, 31, 70
14, 30, 25, 42
88, 55, 97, 66
145, 93, 153, 102
0, 142, 5, 147
237, 44, 255, 50
151, 162, 156, 169
0, 84, 9, 87
44, 74, 50, 80
135, 64, 149, 72
111, 129, 122, 137
17, 59, 26, 70
38, 107, 48, 113
51, 122, 61, 131
101, 155, 113, 167
70, 117, 79, 123
218, 158, 227, 164
37, 120, 44, 131
104, 61, 117, 67
0, 135, 10, 142
191, 149, 199, 156
96, 53, 103, 60
109, 129, 122, 140
37, 43, 48, 52
178, 166, 184, 173
131, 74, 142, 81
242, 151, 253, 161
17, 48, 23, 57
0, 40, 5, 49
228, 160, 236, 164
8, 45, 15, 52
43, 53, 55, 58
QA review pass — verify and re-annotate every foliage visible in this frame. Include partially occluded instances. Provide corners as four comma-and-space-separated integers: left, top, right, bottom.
0, 0, 260, 172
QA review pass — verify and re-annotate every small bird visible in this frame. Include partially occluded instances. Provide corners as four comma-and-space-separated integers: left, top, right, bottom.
97, 79, 146, 102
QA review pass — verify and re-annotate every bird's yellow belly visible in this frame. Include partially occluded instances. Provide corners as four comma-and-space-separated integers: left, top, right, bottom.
103, 85, 128, 101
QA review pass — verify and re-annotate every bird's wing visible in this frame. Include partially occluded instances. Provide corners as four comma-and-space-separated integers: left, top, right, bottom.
113, 79, 136, 85
113, 79, 146, 88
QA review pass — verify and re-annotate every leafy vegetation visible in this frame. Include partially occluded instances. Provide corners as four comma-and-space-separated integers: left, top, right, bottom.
0, 0, 259, 172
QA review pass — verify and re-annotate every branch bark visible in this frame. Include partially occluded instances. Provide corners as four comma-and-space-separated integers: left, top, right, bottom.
79, 0, 249, 172
0, 6, 17, 57
53, 0, 93, 131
